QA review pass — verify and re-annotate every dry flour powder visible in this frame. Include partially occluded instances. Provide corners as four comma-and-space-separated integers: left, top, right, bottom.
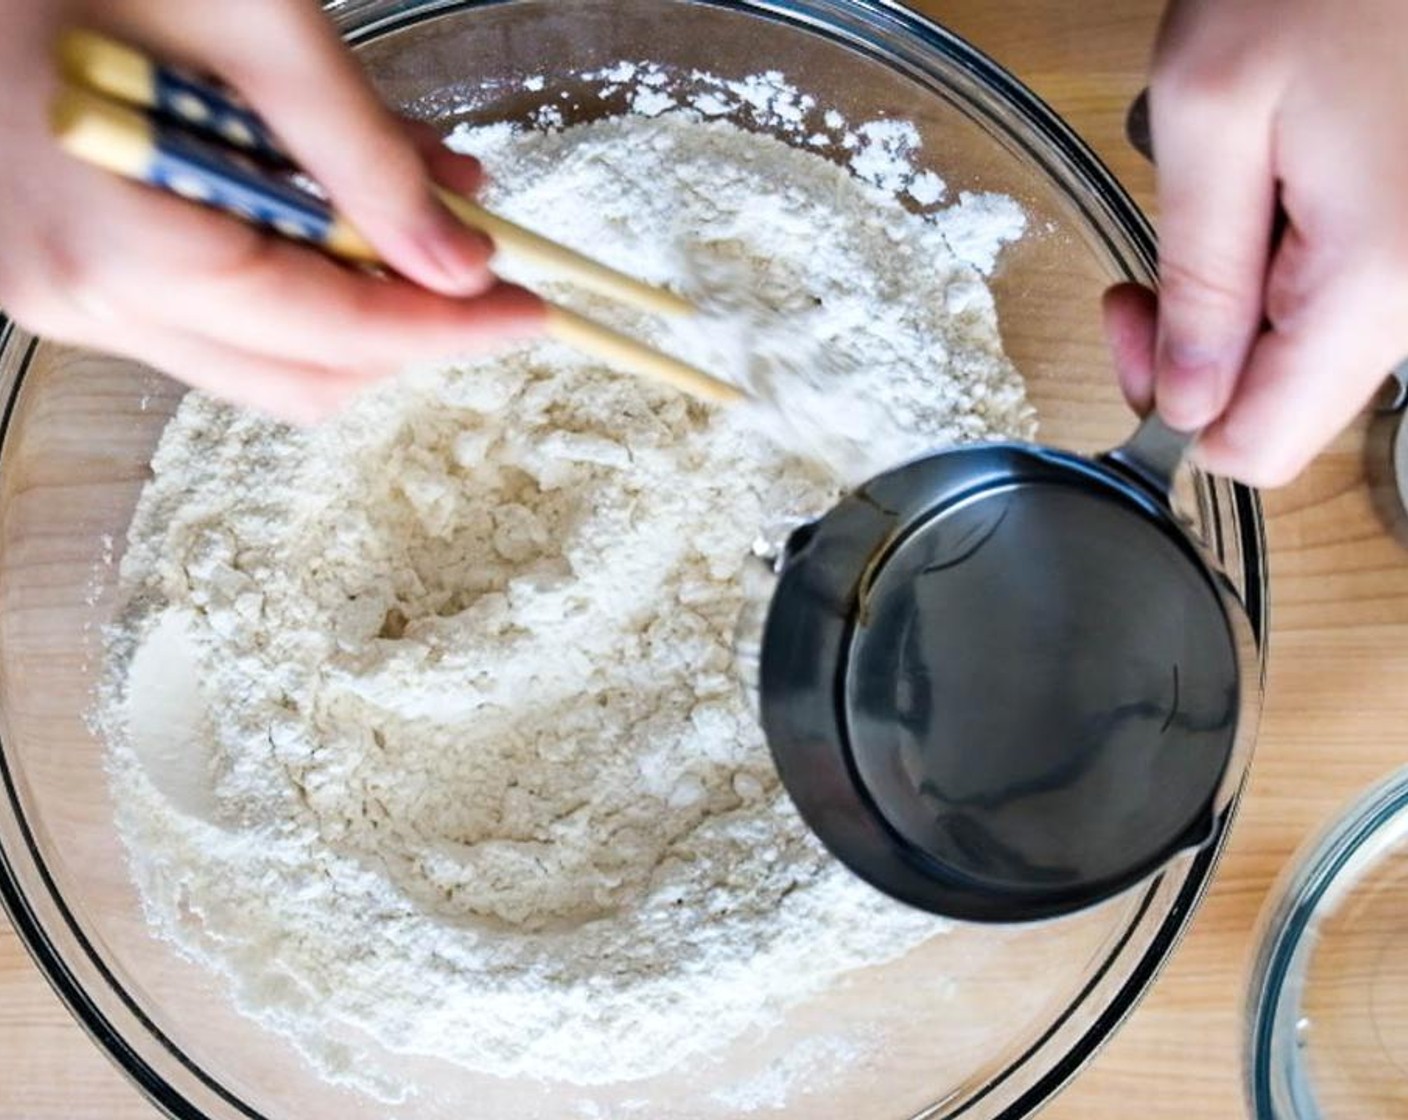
102, 73, 1035, 1102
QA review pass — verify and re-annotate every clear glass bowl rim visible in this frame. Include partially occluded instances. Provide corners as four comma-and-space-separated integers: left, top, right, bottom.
1245, 766, 1408, 1120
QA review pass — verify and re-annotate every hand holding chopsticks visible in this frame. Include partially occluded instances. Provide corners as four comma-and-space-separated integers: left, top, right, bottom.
49, 27, 743, 407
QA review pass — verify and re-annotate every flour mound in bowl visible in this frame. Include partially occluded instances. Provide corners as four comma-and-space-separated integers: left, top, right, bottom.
100, 107, 1035, 1096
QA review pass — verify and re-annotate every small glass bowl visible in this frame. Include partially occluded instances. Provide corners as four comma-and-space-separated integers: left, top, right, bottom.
1247, 766, 1408, 1118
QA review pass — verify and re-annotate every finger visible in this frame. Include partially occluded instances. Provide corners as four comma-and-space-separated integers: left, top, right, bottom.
190, 2, 495, 297
73, 175, 545, 369
167, 257, 544, 372
99, 320, 375, 425
1195, 254, 1406, 487
1148, 34, 1280, 430
400, 116, 487, 197
1101, 283, 1159, 415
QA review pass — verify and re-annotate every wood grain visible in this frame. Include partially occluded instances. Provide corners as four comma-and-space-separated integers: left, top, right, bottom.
3, 2, 1401, 1118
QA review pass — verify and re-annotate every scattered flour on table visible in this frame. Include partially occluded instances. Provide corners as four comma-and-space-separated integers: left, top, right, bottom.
709, 1034, 870, 1112
101, 75, 1035, 1105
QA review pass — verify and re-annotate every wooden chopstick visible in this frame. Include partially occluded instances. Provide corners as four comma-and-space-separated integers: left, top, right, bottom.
51, 31, 743, 404
57, 28, 698, 320
542, 306, 743, 403
56, 27, 291, 162
435, 193, 693, 318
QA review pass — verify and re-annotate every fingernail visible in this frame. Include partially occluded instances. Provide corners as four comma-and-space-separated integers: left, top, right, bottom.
1157, 336, 1228, 428
421, 226, 495, 295
410, 192, 495, 293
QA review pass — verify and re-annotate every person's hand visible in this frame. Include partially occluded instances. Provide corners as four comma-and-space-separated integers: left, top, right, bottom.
1103, 0, 1408, 487
0, 0, 544, 423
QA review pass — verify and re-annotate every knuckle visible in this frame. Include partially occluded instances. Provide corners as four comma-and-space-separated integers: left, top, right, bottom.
196, 227, 293, 293
335, 136, 431, 220
1264, 231, 1408, 335
1157, 253, 1253, 322
344, 279, 399, 334
0, 257, 98, 338
1263, 268, 1312, 334
1151, 45, 1258, 115
1284, 249, 1408, 340
1263, 230, 1317, 333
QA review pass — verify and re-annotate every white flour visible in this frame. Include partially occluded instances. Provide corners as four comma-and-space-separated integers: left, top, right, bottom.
102, 73, 1035, 1104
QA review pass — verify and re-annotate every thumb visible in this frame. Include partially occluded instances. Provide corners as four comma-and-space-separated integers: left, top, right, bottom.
1102, 282, 1159, 416
211, 3, 493, 296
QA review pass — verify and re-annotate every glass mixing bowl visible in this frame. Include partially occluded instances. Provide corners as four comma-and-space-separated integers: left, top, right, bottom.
0, 1, 1267, 1117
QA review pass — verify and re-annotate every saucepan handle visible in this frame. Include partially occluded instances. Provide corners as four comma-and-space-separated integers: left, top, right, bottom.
1104, 413, 1197, 498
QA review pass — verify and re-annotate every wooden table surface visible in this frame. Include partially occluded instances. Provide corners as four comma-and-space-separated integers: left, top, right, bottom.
4, 2, 1405, 1117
